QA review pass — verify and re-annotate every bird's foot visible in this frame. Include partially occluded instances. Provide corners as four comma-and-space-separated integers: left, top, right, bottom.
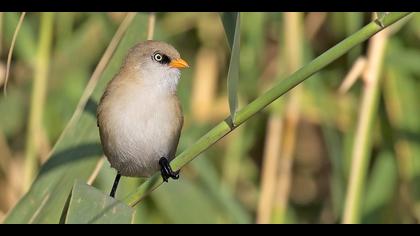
159, 157, 180, 182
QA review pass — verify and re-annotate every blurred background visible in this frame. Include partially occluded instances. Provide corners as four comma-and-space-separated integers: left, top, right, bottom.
0, 12, 420, 224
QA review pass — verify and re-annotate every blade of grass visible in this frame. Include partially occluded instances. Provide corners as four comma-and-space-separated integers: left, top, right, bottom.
64, 181, 134, 224
23, 12, 54, 191
272, 12, 304, 224
3, 12, 26, 96
342, 21, 391, 224
3, 12, 36, 66
383, 53, 420, 222
63, 181, 134, 224
221, 12, 240, 124
124, 12, 412, 207
0, 12, 3, 56
362, 151, 398, 223
338, 57, 367, 94
273, 95, 300, 223
220, 12, 237, 50
256, 114, 283, 224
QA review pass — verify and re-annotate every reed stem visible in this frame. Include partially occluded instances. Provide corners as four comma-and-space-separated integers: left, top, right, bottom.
342, 23, 391, 224
121, 12, 411, 207
24, 12, 54, 191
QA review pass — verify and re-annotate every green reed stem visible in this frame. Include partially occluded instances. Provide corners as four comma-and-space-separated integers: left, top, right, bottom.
124, 12, 411, 207
24, 13, 54, 191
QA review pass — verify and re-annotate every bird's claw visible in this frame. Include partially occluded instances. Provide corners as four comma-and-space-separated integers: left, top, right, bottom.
159, 157, 180, 182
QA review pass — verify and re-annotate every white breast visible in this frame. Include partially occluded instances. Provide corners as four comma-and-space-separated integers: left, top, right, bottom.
99, 79, 183, 177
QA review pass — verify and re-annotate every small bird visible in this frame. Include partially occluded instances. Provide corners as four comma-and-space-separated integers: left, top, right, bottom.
97, 40, 189, 198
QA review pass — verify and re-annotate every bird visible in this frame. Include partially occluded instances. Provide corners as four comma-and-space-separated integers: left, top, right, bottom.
96, 40, 189, 198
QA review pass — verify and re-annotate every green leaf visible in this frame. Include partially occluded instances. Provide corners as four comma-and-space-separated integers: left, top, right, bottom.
3, 13, 148, 224
63, 181, 133, 224
151, 177, 223, 223
384, 65, 420, 202
220, 12, 237, 50
362, 151, 397, 223
46, 14, 112, 140
387, 39, 420, 76
221, 12, 240, 124
192, 155, 251, 223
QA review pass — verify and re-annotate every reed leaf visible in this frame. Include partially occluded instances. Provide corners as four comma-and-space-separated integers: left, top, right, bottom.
221, 12, 240, 124
62, 181, 133, 224
3, 13, 147, 224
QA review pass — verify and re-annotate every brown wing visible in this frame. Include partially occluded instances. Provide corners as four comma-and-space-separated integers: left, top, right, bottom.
169, 97, 184, 159
96, 65, 129, 128
97, 80, 113, 128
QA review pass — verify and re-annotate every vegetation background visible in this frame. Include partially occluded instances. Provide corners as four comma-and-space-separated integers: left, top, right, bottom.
0, 12, 419, 223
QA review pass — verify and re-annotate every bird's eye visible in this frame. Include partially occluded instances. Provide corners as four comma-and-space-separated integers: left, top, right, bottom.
153, 53, 163, 62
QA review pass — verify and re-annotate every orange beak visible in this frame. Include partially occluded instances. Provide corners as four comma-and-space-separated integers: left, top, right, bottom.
169, 58, 189, 69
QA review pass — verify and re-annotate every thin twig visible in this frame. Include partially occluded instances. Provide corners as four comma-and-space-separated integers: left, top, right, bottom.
87, 157, 105, 185
3, 12, 26, 97
272, 12, 303, 223
147, 13, 156, 40
338, 57, 367, 94
256, 115, 283, 224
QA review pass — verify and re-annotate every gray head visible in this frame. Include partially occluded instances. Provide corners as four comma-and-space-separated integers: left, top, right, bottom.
120, 40, 189, 92
123, 40, 188, 71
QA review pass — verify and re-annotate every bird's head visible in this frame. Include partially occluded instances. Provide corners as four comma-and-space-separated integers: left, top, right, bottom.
122, 40, 189, 93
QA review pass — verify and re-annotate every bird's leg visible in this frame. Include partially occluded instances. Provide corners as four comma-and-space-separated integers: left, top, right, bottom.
159, 157, 180, 182
110, 173, 121, 198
